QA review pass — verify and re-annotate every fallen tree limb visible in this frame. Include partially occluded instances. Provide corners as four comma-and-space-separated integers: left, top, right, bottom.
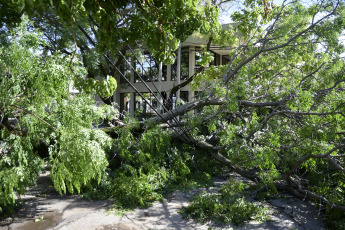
170, 131, 345, 212
283, 144, 345, 179
149, 98, 289, 124
150, 99, 225, 123
285, 177, 345, 212
170, 133, 258, 181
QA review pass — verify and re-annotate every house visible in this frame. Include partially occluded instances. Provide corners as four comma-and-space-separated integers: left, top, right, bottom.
111, 24, 240, 118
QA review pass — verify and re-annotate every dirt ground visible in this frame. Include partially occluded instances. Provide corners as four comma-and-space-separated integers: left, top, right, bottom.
0, 172, 326, 230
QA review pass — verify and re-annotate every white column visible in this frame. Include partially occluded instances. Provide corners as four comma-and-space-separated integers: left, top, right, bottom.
176, 44, 181, 101
157, 62, 163, 114
190, 46, 195, 76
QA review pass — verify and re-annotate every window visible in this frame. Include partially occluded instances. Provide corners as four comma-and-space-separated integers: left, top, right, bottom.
171, 48, 189, 81
180, 91, 189, 103
194, 47, 203, 72
135, 53, 167, 83
134, 92, 151, 114
222, 55, 231, 65
195, 48, 221, 71
210, 51, 220, 66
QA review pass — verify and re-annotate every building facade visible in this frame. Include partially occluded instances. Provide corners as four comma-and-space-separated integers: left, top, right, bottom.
113, 26, 238, 118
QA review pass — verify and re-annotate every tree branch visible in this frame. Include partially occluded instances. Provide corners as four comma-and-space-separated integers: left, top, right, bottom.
283, 144, 345, 179
223, 3, 339, 83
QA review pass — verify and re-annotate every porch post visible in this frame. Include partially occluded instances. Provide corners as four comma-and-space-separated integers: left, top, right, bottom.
158, 62, 163, 114
176, 44, 181, 101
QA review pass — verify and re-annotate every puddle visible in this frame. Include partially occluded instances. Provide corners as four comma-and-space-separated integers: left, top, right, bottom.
16, 209, 62, 230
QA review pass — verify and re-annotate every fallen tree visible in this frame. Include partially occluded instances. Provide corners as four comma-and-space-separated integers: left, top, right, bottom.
1, 0, 345, 226
106, 0, 345, 215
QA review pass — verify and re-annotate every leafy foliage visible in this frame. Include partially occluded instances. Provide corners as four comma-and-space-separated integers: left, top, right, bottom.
0, 18, 117, 212
1, 0, 345, 226
181, 178, 269, 226
2, 0, 220, 64
81, 123, 223, 209
182, 0, 345, 219
50, 128, 111, 194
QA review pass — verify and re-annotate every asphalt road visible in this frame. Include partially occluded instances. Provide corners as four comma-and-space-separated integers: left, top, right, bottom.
0, 172, 326, 230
